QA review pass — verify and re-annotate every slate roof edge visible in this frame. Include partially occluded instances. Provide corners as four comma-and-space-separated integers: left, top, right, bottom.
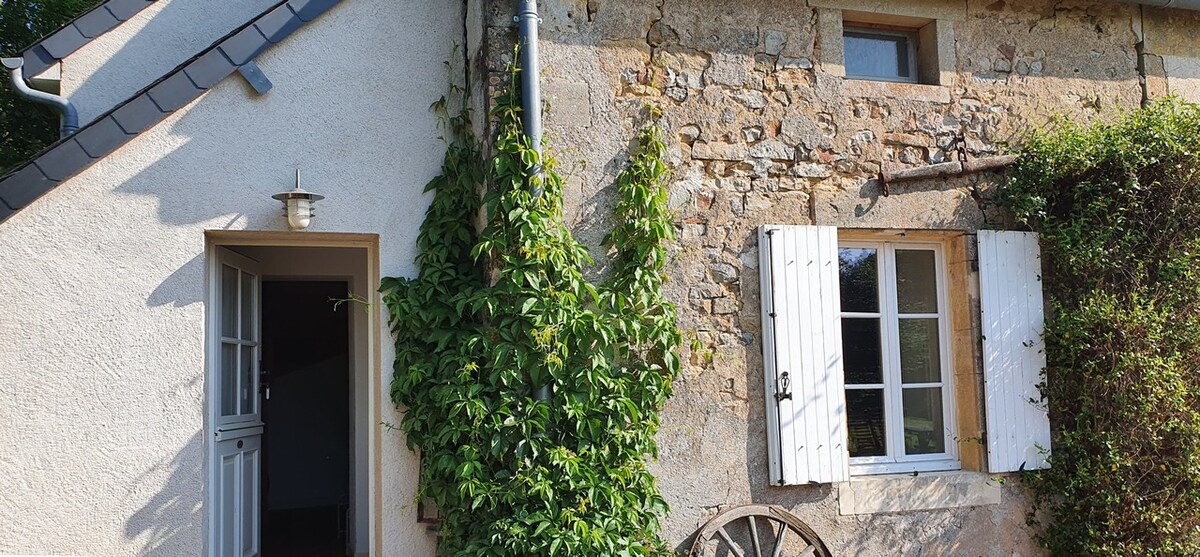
20, 0, 159, 79
0, 0, 343, 225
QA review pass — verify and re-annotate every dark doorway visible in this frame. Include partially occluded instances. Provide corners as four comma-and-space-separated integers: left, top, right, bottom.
260, 281, 351, 557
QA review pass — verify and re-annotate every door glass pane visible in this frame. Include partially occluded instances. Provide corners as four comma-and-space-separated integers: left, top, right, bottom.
240, 345, 255, 415
903, 387, 946, 455
842, 318, 883, 384
847, 389, 887, 457
240, 272, 255, 341
222, 265, 238, 338
221, 343, 237, 416
839, 248, 878, 313
844, 31, 911, 80
899, 318, 941, 384
895, 249, 938, 314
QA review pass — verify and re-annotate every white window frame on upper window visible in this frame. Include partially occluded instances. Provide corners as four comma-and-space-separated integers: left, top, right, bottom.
839, 240, 958, 476
842, 26, 920, 84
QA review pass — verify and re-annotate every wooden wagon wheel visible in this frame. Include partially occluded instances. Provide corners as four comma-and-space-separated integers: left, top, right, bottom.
688, 504, 832, 557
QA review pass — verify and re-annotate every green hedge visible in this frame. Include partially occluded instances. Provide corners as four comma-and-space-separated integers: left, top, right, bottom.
1002, 98, 1200, 556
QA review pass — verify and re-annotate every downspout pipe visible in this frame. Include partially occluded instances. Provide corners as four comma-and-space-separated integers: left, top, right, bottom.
2, 58, 78, 137
515, 0, 551, 404
516, 0, 544, 181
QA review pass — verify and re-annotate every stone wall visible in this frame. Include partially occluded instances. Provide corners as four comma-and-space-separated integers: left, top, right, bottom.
478, 1, 1150, 554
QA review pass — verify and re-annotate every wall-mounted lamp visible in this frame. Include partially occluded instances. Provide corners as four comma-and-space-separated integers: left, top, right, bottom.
272, 170, 324, 230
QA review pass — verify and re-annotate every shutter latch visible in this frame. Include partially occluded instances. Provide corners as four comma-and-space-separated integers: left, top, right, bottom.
775, 372, 792, 401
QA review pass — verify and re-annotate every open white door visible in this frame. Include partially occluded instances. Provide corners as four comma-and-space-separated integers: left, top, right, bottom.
212, 248, 263, 557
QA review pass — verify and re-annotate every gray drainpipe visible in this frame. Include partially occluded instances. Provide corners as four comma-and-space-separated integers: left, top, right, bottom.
516, 0, 544, 182
515, 0, 552, 404
2, 58, 78, 137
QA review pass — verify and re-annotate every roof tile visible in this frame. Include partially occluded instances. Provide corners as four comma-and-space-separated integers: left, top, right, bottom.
289, 0, 338, 22
112, 94, 165, 135
35, 139, 92, 182
39, 25, 89, 59
22, 46, 56, 78
148, 71, 203, 112
73, 7, 120, 39
0, 165, 57, 209
184, 49, 237, 90
74, 116, 133, 158
255, 5, 303, 43
219, 25, 270, 66
105, 0, 153, 21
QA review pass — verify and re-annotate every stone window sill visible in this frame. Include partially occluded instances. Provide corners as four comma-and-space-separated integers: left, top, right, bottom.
836, 471, 1001, 516
839, 78, 951, 104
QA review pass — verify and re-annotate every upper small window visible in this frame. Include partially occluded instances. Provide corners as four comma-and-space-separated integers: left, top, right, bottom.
843, 27, 918, 83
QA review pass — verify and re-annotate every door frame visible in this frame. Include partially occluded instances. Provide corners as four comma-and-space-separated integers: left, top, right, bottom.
205, 231, 382, 557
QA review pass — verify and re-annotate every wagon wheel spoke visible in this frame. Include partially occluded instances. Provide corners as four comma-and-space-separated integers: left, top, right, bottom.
689, 504, 831, 557
771, 524, 786, 557
716, 527, 746, 557
747, 515, 762, 557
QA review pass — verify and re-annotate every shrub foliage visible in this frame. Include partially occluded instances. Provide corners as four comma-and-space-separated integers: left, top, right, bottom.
1001, 98, 1200, 556
381, 75, 680, 556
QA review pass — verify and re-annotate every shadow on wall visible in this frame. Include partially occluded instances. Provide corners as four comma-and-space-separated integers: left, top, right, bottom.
124, 431, 206, 556
148, 253, 206, 308
65, 0, 278, 124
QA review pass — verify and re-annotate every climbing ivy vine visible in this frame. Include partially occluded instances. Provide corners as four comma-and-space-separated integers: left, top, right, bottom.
382, 63, 680, 556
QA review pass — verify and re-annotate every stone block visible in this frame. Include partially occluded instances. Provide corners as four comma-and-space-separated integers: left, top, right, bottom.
705, 52, 753, 87
692, 141, 747, 161
764, 30, 787, 56
544, 79, 593, 128
749, 140, 794, 161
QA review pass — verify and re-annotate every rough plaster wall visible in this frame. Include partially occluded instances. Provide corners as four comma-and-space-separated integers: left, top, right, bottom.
0, 0, 457, 555
480, 0, 1146, 554
60, 0, 277, 124
1140, 7, 1200, 101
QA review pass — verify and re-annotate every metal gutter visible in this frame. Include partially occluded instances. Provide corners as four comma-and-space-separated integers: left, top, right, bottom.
2, 58, 79, 137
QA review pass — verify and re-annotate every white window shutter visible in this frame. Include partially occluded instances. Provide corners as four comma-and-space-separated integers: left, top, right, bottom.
978, 230, 1052, 472
759, 225, 849, 485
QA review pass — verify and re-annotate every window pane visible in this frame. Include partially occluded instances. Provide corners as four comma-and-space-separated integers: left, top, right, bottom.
896, 249, 938, 313
240, 272, 255, 341
221, 343, 237, 416
847, 389, 887, 457
221, 265, 238, 338
842, 318, 883, 384
844, 31, 911, 80
839, 248, 879, 313
899, 318, 942, 383
903, 387, 946, 455
240, 345, 255, 415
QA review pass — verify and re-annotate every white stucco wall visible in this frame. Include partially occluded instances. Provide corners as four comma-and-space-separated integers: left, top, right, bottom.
0, 0, 458, 554
60, 0, 277, 124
